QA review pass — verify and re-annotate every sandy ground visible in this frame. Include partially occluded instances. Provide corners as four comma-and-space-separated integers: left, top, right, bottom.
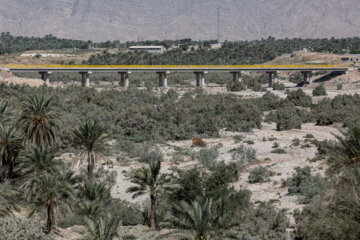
0, 69, 45, 87
102, 122, 339, 226
57, 122, 338, 239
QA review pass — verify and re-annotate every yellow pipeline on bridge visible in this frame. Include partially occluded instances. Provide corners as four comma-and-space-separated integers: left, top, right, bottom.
3, 64, 349, 69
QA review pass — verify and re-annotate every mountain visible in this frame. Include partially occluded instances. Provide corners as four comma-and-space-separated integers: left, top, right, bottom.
0, 0, 359, 42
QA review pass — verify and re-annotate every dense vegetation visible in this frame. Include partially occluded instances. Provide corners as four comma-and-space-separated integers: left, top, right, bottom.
0, 32, 91, 54
85, 36, 360, 65
3, 32, 360, 64
0, 85, 290, 239
294, 124, 360, 239
1, 81, 360, 239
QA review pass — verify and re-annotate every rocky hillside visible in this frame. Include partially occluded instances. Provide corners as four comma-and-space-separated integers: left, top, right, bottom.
0, 0, 359, 42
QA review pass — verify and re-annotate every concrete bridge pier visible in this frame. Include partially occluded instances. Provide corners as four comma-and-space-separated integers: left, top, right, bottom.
80, 71, 92, 87
194, 71, 207, 88
308, 72, 313, 84
301, 71, 313, 84
39, 71, 51, 85
274, 71, 279, 83
266, 71, 279, 88
230, 71, 244, 83
157, 71, 169, 88
266, 71, 274, 88
119, 72, 131, 89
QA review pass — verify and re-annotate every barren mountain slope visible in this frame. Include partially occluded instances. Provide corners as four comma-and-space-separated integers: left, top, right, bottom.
0, 0, 359, 41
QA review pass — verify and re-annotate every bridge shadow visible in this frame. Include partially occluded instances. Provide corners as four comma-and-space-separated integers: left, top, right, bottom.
294, 72, 346, 87
296, 81, 306, 87
313, 72, 346, 83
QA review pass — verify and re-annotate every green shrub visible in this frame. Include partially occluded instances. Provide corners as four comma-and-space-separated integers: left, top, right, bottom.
0, 217, 52, 240
282, 166, 324, 203
305, 134, 314, 139
315, 139, 342, 156
298, 174, 325, 204
231, 144, 257, 166
197, 147, 219, 168
261, 91, 281, 111
312, 84, 327, 96
112, 200, 143, 226
225, 101, 263, 132
282, 166, 311, 192
295, 203, 360, 240
292, 138, 300, 146
271, 148, 287, 154
286, 89, 312, 107
298, 110, 315, 123
272, 82, 285, 90
312, 94, 360, 126
233, 135, 244, 143
119, 142, 164, 163
244, 140, 254, 145
264, 111, 277, 123
58, 213, 85, 228
272, 142, 279, 148
226, 80, 246, 92
123, 235, 137, 240
248, 166, 270, 183
171, 154, 184, 165
337, 83, 343, 90
244, 76, 266, 92
276, 107, 302, 131
289, 72, 303, 84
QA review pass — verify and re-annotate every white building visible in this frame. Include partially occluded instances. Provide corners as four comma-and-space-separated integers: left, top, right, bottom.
129, 46, 166, 54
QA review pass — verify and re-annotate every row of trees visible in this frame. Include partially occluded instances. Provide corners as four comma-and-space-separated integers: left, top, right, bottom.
86, 36, 360, 65
3, 32, 360, 61
0, 32, 91, 54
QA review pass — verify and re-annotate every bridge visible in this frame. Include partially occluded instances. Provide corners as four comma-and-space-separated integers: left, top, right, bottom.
2, 64, 349, 88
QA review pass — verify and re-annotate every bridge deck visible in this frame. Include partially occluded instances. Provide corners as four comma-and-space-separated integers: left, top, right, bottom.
2, 64, 349, 72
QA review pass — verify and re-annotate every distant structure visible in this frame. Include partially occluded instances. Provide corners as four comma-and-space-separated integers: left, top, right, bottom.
210, 43, 221, 49
129, 46, 166, 54
341, 54, 360, 63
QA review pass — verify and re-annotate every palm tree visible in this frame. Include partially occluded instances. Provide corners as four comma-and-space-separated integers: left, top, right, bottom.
72, 120, 109, 179
22, 169, 77, 234
77, 180, 112, 219
335, 124, 360, 161
0, 101, 14, 125
126, 160, 166, 229
79, 180, 112, 202
17, 94, 61, 146
0, 125, 23, 182
329, 124, 360, 173
18, 145, 62, 179
84, 212, 121, 240
170, 198, 215, 240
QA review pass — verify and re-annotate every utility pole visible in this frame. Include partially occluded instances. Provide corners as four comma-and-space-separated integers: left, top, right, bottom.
217, 5, 221, 46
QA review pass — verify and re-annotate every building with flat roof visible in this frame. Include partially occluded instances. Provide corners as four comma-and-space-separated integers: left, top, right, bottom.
341, 54, 360, 62
129, 46, 166, 54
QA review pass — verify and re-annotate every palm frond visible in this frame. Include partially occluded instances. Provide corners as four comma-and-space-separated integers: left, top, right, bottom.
17, 93, 62, 146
